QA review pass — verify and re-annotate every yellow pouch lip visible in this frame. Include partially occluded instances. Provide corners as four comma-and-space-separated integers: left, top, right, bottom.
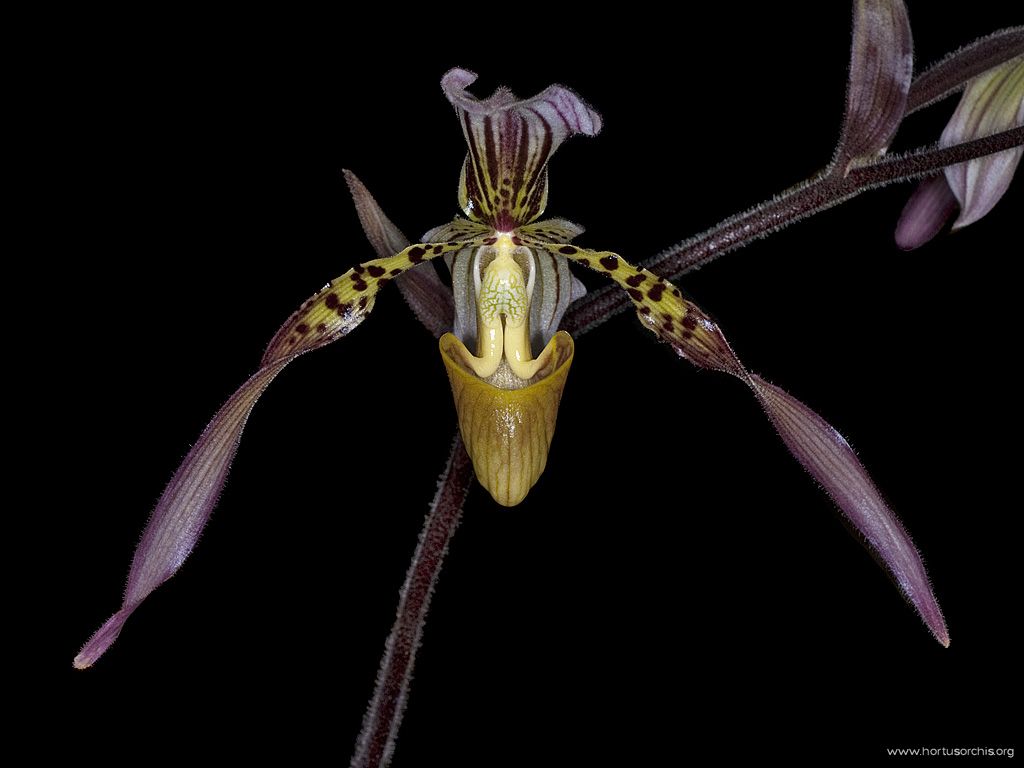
439, 331, 574, 506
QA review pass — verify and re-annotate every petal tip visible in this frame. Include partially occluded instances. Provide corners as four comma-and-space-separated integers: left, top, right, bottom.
74, 608, 133, 669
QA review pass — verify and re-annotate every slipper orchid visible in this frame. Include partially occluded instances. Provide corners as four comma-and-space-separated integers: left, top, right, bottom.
73, 3, 1023, 766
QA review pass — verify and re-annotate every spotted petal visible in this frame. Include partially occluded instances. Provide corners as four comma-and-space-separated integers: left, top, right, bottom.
75, 237, 484, 667
526, 233, 949, 646
343, 170, 455, 339
442, 68, 601, 229
264, 240, 485, 364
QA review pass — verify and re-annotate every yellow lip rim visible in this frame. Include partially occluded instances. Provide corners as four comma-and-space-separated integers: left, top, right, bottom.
439, 331, 574, 506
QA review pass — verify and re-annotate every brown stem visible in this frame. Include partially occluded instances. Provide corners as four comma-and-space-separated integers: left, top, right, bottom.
562, 125, 1024, 337
350, 434, 474, 768
907, 27, 1024, 114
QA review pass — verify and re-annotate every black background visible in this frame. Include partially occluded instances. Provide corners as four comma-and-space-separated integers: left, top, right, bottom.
46, 3, 1019, 764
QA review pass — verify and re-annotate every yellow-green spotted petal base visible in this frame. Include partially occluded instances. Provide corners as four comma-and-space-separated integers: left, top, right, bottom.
440, 331, 574, 506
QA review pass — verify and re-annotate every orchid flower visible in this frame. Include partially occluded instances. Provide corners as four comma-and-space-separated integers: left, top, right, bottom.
72, 3, 1022, 765
897, 53, 1024, 248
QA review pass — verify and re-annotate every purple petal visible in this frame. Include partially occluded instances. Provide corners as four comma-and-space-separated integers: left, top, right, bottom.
895, 174, 959, 250
441, 68, 601, 229
835, 0, 913, 169
78, 235, 486, 668
75, 358, 290, 668
343, 170, 454, 338
545, 242, 949, 645
948, 144, 1022, 229
748, 375, 949, 647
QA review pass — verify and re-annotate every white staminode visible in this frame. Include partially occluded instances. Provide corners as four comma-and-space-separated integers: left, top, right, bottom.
465, 234, 547, 380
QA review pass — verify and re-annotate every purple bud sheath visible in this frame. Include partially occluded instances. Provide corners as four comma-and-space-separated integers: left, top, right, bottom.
895, 174, 959, 250
835, 0, 913, 170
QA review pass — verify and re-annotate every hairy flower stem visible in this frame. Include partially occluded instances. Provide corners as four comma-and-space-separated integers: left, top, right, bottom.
351, 434, 474, 768
563, 125, 1024, 336
907, 26, 1024, 114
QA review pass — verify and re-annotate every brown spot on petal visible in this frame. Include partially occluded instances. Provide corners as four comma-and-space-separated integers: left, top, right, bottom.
408, 247, 426, 263
316, 323, 327, 333
599, 256, 619, 271
627, 288, 643, 302
296, 323, 309, 335
559, 246, 577, 255
648, 284, 665, 301
625, 273, 647, 287
367, 265, 386, 278
352, 280, 368, 292
681, 315, 697, 331
325, 293, 340, 309
390, 268, 403, 276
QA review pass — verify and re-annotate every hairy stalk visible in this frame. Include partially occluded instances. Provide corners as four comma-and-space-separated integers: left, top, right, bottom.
907, 26, 1024, 114
351, 434, 474, 768
563, 125, 1024, 336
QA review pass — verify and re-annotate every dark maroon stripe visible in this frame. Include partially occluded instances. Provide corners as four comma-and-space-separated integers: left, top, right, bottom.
544, 96, 573, 132
483, 115, 500, 192
462, 112, 491, 218
522, 167, 547, 223
512, 113, 530, 213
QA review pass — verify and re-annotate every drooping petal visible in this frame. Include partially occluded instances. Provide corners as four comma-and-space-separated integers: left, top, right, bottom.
343, 170, 454, 339
894, 174, 959, 250
74, 358, 290, 668
748, 375, 948, 646
835, 0, 913, 170
941, 57, 1024, 229
530, 234, 949, 645
76, 237, 485, 667
442, 68, 601, 229
439, 331, 574, 507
